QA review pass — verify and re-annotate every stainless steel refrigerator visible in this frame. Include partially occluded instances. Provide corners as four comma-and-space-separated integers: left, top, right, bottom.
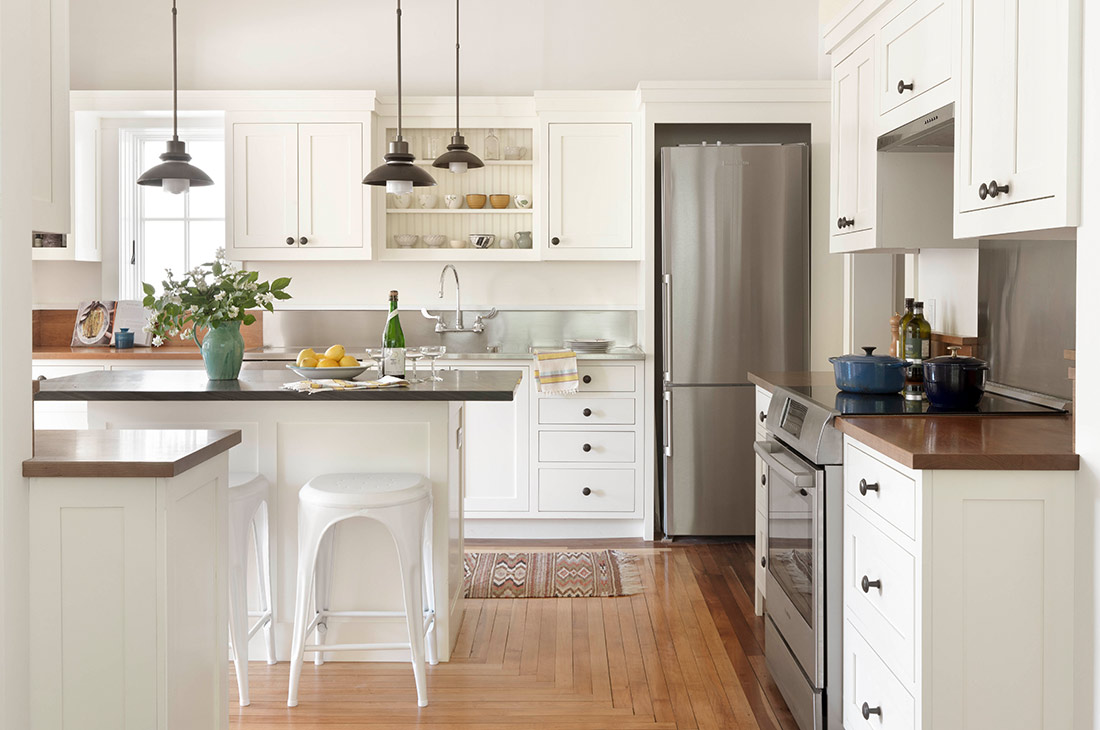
660, 143, 809, 537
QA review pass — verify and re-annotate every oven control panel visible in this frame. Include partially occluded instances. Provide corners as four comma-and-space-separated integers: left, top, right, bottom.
780, 398, 808, 439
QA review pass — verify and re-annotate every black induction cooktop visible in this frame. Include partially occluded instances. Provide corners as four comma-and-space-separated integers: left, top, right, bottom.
783, 384, 1067, 417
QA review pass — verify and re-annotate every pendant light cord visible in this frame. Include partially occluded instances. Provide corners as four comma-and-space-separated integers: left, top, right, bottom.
396, 0, 403, 142
454, 0, 460, 136
171, 0, 179, 142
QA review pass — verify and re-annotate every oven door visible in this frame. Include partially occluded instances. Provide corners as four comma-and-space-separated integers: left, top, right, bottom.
755, 438, 825, 687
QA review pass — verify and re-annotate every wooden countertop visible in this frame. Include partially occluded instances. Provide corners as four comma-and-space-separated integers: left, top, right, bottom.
34, 346, 202, 360
835, 415, 1079, 471
747, 371, 837, 393
34, 368, 521, 402
24, 429, 242, 478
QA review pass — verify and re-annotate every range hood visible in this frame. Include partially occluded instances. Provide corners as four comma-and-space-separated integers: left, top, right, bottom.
878, 103, 954, 152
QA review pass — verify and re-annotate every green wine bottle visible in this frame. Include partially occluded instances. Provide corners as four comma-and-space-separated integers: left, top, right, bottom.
382, 290, 406, 378
902, 300, 931, 400
898, 297, 915, 358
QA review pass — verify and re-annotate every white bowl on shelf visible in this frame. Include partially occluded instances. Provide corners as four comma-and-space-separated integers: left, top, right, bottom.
393, 234, 419, 248
469, 233, 496, 249
422, 234, 447, 248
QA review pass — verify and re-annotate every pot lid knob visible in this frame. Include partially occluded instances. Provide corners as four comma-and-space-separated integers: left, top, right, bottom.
861, 346, 877, 356
947, 346, 961, 358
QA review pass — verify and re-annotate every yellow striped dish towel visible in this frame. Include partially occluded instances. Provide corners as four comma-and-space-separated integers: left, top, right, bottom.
534, 349, 579, 395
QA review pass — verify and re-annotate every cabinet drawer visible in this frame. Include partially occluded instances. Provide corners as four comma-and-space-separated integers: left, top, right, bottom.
576, 365, 635, 393
755, 452, 768, 517
539, 397, 635, 425
879, 0, 951, 116
538, 431, 635, 463
538, 469, 635, 512
755, 508, 767, 600
845, 442, 918, 540
754, 387, 772, 427
844, 506, 917, 685
844, 621, 916, 730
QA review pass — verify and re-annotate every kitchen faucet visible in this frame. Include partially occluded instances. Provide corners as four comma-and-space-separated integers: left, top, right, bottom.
421, 265, 497, 334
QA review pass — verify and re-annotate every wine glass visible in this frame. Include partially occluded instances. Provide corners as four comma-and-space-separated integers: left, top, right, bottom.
365, 348, 383, 374
420, 345, 447, 381
406, 348, 424, 382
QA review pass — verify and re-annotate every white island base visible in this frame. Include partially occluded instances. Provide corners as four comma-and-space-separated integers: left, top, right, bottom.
89, 399, 467, 665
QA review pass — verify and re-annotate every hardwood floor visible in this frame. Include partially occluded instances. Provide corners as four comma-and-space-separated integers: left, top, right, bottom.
230, 538, 798, 730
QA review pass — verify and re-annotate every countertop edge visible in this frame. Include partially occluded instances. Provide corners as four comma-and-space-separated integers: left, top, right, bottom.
24, 429, 243, 479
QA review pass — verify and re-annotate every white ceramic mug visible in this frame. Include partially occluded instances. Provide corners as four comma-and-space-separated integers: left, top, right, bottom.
393, 192, 413, 209
513, 194, 532, 209
448, 238, 465, 249
444, 194, 462, 209
417, 193, 438, 209
504, 146, 528, 160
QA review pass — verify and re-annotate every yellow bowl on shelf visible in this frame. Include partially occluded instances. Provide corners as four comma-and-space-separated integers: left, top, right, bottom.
465, 194, 487, 209
489, 194, 510, 209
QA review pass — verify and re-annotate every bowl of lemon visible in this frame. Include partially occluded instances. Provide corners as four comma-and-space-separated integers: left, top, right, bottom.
286, 345, 369, 380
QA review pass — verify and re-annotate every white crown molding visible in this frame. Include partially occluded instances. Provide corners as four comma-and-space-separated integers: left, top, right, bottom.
69, 90, 378, 114
635, 80, 830, 105
821, 0, 892, 55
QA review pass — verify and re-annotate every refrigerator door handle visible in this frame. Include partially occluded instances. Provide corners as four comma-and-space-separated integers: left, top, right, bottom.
663, 390, 672, 457
662, 274, 672, 383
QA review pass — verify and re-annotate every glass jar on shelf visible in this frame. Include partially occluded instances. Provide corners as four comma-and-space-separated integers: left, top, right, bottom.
484, 129, 500, 161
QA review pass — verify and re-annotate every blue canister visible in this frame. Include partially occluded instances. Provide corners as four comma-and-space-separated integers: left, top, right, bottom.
115, 327, 135, 349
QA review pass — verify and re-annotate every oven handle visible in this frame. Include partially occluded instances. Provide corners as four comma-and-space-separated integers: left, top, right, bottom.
753, 441, 817, 489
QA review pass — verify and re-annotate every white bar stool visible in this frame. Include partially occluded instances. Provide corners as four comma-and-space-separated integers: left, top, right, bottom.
287, 473, 436, 708
228, 472, 277, 707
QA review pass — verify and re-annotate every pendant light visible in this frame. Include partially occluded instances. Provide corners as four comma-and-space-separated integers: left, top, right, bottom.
431, 0, 483, 175
137, 0, 213, 195
363, 0, 437, 195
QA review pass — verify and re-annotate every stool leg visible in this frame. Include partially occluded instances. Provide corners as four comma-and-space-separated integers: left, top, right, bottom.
288, 509, 330, 708
228, 504, 252, 706
253, 500, 277, 665
313, 528, 336, 666
422, 503, 438, 666
384, 504, 430, 708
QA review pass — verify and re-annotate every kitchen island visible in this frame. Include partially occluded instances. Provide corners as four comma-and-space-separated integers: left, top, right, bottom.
35, 368, 522, 667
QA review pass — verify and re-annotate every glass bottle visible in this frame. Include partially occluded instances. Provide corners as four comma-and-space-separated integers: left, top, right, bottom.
484, 129, 500, 161
381, 290, 406, 379
897, 297, 914, 358
902, 300, 931, 401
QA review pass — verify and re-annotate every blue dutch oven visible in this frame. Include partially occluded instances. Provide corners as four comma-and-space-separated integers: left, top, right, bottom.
829, 346, 907, 394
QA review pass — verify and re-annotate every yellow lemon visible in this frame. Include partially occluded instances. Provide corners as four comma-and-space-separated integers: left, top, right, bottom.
299, 356, 319, 368
338, 355, 360, 367
324, 344, 346, 361
317, 358, 339, 368
296, 348, 317, 365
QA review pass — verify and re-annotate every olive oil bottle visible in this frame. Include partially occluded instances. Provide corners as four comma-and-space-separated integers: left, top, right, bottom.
381, 290, 406, 378
902, 300, 931, 400
897, 297, 915, 358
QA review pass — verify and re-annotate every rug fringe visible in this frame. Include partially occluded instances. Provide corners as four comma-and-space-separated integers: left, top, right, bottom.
610, 550, 644, 596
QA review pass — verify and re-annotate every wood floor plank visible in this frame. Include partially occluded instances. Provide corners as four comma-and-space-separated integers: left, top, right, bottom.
230, 539, 800, 730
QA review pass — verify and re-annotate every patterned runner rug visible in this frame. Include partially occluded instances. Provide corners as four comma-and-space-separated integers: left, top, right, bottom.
464, 550, 643, 599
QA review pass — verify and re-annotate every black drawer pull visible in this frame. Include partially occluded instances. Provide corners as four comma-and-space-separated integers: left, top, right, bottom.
551, 237, 560, 246
862, 702, 882, 720
897, 79, 914, 94
760, 556, 766, 568
299, 236, 309, 245
582, 443, 592, 453
582, 408, 592, 417
582, 375, 592, 384
760, 474, 766, 486
987, 179, 1009, 198
861, 575, 882, 593
759, 410, 766, 423
859, 478, 879, 496
799, 488, 809, 496
286, 237, 295, 245
582, 487, 592, 496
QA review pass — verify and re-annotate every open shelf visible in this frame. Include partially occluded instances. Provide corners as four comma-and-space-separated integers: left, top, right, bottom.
387, 208, 532, 214
380, 247, 539, 262
411, 159, 533, 166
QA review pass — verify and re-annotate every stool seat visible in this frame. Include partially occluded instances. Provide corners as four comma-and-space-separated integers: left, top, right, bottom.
300, 473, 430, 508
230, 471, 269, 499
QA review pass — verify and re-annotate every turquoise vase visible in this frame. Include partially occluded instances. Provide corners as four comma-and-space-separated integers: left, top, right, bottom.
198, 321, 245, 380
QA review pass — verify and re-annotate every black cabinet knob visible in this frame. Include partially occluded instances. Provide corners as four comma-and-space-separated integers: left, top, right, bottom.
987, 179, 1009, 198
837, 217, 844, 229
760, 556, 766, 568
299, 237, 309, 245
979, 182, 989, 200
799, 488, 809, 496
582, 487, 592, 496
861, 702, 882, 720
861, 575, 882, 593
859, 478, 880, 496
582, 443, 592, 453
286, 237, 295, 245
582, 375, 592, 384
582, 408, 592, 417
837, 216, 855, 229
760, 474, 767, 486
551, 237, 560, 246
759, 410, 766, 423
897, 79, 914, 94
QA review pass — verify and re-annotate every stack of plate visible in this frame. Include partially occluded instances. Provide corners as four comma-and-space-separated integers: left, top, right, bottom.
565, 338, 613, 354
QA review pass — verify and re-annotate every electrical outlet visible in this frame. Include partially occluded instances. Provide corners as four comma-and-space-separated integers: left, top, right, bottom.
925, 299, 937, 331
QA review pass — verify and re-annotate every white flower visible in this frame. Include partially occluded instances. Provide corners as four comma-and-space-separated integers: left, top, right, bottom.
215, 247, 226, 261
151, 335, 164, 347
213, 290, 225, 301
257, 292, 273, 306
227, 306, 239, 318
180, 329, 193, 341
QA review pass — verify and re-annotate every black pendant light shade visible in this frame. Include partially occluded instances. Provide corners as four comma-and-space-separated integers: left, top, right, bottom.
432, 0, 483, 174
137, 0, 212, 195
364, 0, 437, 194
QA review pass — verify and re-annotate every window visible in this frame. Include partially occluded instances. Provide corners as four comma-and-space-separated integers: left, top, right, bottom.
119, 128, 224, 299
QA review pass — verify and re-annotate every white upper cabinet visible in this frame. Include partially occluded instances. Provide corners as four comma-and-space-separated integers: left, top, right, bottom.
227, 115, 370, 260
546, 122, 635, 257
831, 39, 878, 252
31, 0, 70, 236
877, 0, 953, 133
955, 0, 1081, 238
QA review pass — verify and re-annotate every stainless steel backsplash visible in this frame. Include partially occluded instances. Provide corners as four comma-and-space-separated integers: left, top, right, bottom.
978, 239, 1075, 399
262, 309, 638, 353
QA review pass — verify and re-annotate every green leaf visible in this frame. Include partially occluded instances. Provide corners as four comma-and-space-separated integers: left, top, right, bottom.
242, 314, 256, 326
272, 290, 292, 300
142, 282, 155, 297
142, 295, 154, 307
271, 277, 291, 290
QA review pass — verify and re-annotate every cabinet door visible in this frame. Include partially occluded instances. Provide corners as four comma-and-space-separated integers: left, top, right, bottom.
878, 0, 951, 119
956, 0, 1078, 233
461, 366, 531, 512
831, 39, 877, 251
231, 124, 298, 249
30, 0, 70, 235
297, 123, 364, 249
547, 123, 632, 251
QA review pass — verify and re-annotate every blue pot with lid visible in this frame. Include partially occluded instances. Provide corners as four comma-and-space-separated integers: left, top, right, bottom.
828, 346, 907, 394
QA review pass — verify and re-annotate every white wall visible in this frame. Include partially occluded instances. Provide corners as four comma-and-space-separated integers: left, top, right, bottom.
70, 0, 822, 92
915, 247, 978, 336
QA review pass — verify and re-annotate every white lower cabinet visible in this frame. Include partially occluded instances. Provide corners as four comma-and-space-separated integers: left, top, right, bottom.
842, 436, 1075, 730
538, 469, 634, 512
456, 364, 531, 512
753, 386, 771, 615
